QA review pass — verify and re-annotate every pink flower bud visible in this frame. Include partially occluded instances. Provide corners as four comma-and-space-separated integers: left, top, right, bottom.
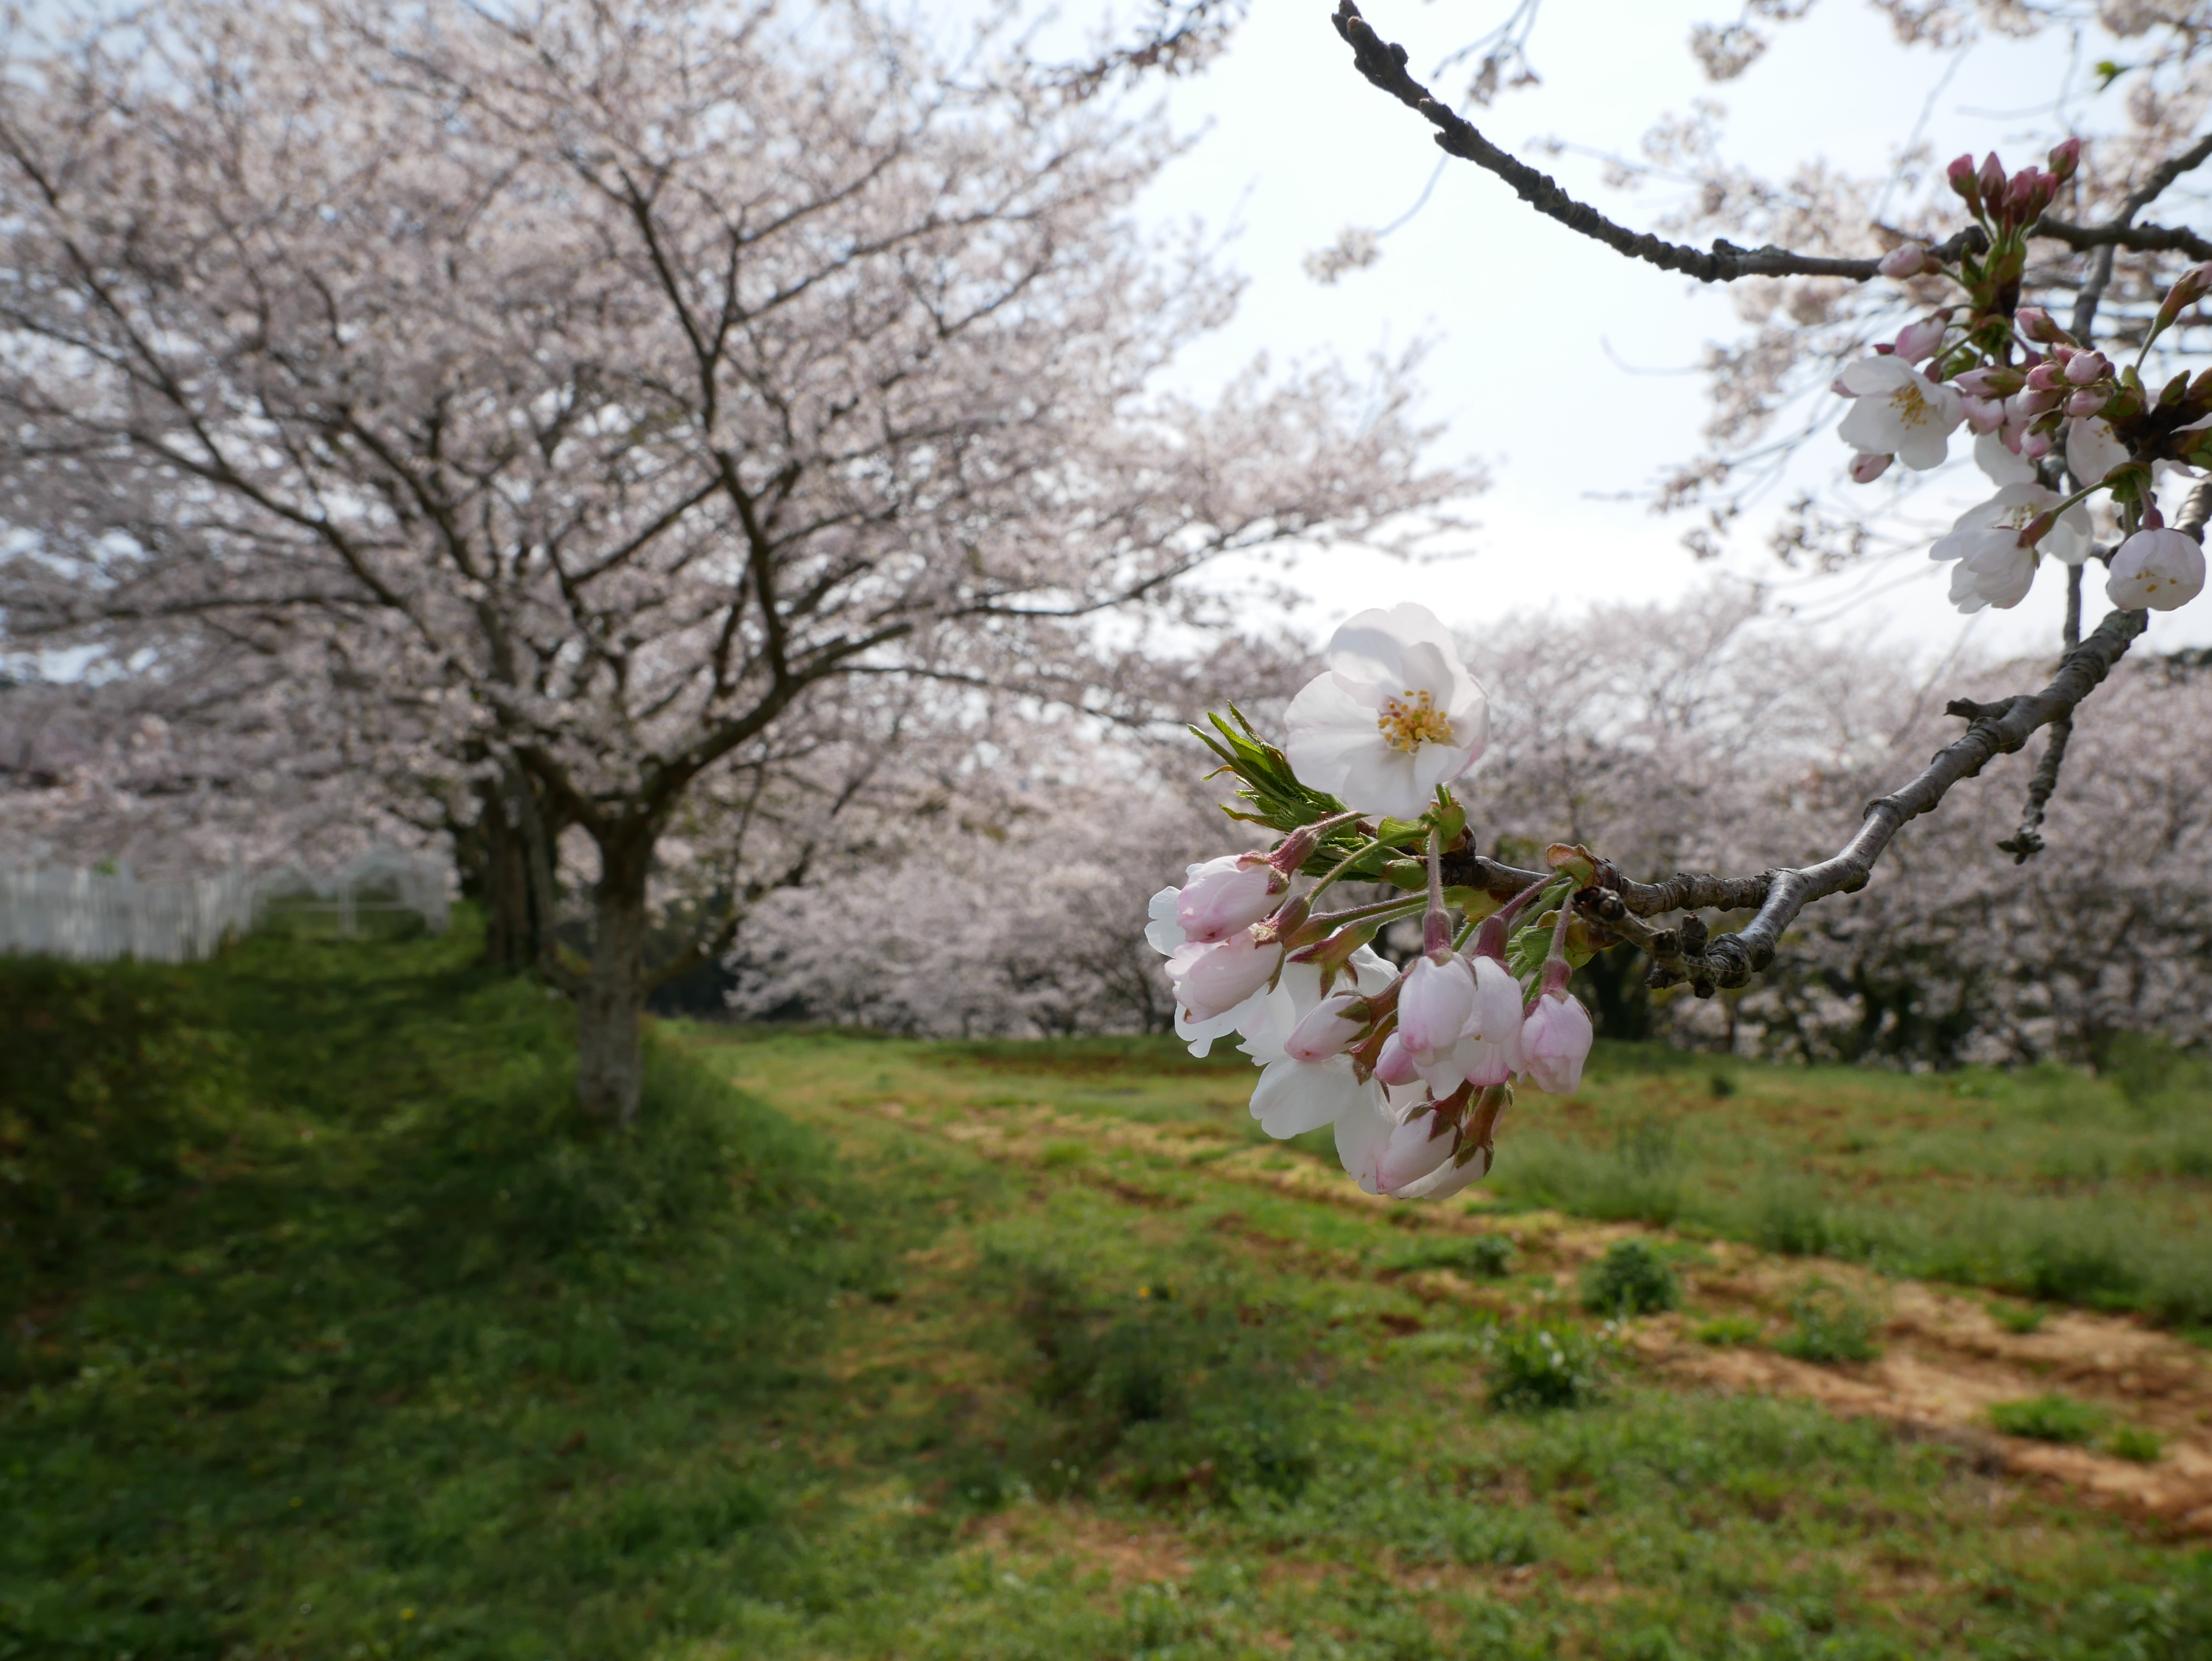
1961, 396, 2005, 434
1174, 854, 1287, 944
1285, 993, 1370, 1063
1519, 991, 1594, 1096
1849, 451, 1893, 484
1830, 376, 1858, 398
2048, 136, 2081, 182
1976, 152, 2006, 204
1947, 153, 1980, 204
1373, 1107, 1458, 1194
2015, 307, 2064, 344
1878, 242, 1928, 279
2016, 385, 2063, 416
2026, 361, 2064, 391
2066, 387, 2107, 417
2065, 351, 2110, 386
1893, 318, 1947, 363
1165, 930, 1282, 1022
1953, 367, 2015, 397
1396, 953, 1475, 1063
2020, 430, 2053, 460
1372, 1032, 1421, 1088
2157, 262, 2212, 328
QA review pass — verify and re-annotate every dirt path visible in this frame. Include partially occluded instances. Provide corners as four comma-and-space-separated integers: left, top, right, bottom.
859, 1091, 2212, 1534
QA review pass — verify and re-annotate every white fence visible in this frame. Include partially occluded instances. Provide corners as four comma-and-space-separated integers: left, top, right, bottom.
0, 848, 450, 964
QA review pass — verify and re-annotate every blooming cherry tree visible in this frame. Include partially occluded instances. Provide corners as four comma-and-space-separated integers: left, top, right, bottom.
0, 0, 1468, 1122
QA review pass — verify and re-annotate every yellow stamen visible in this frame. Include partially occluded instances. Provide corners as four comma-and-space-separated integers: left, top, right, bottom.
1888, 382, 1931, 428
1376, 688, 1454, 753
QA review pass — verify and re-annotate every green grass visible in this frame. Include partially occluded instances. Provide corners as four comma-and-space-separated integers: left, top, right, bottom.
1490, 1042, 2212, 1326
7, 940, 2212, 1658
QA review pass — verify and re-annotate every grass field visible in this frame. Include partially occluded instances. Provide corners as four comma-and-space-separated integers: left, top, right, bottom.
5, 923, 2212, 1658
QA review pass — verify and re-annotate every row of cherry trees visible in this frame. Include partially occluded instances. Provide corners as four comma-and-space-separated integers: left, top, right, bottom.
730, 588, 2212, 1068
0, 0, 1462, 1120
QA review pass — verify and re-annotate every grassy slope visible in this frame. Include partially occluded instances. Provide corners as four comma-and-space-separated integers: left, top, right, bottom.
4, 940, 2210, 1659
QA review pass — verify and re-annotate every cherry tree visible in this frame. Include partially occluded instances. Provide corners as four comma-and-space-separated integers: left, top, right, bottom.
1135, 3, 2212, 1201
0, 0, 1468, 1121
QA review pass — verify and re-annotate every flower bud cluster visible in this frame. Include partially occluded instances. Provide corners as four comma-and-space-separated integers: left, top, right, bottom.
1144, 606, 1605, 1206
1945, 147, 2067, 232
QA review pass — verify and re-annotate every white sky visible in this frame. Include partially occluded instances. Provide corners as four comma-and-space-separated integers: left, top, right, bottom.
987, 0, 2212, 663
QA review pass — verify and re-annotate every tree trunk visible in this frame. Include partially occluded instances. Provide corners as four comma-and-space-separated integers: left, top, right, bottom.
575, 843, 652, 1126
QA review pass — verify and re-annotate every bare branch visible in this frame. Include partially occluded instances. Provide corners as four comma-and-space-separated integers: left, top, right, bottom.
1330, 1, 1984, 285
2033, 217, 2212, 263
1999, 563, 2086, 864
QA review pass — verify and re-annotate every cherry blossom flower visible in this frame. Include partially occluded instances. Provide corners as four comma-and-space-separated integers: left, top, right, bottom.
1451, 956, 1528, 1089
2107, 527, 2207, 611
1520, 991, 1594, 1095
1284, 603, 1489, 821
1975, 433, 2037, 487
1372, 1033, 1421, 1087
1928, 482, 2093, 613
1166, 930, 1281, 1025
1835, 357, 1963, 470
1173, 853, 1285, 943
1370, 1106, 1460, 1193
1284, 991, 1370, 1062
1241, 951, 1397, 1137
1391, 1138, 1493, 1200
1147, 885, 1274, 1053
2066, 418, 2131, 486
1397, 951, 1476, 1089
1878, 242, 1928, 278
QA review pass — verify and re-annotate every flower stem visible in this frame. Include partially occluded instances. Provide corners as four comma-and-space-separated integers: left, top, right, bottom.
1422, 826, 1450, 960
1306, 835, 1392, 902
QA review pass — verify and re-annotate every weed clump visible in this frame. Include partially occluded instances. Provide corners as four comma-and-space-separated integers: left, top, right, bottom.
1693, 1315, 1764, 1347
1988, 1393, 2104, 1445
1774, 1281, 1882, 1364
1488, 1323, 1603, 1411
2108, 1424, 2166, 1463
1395, 1234, 1514, 1279
1581, 1239, 1679, 1318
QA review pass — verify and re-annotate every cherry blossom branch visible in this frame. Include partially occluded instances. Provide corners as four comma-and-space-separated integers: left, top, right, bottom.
2040, 131, 2212, 270
1604, 486, 2212, 997
1330, 1, 1986, 286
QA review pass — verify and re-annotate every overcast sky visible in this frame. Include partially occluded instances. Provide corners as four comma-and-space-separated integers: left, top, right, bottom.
979, 0, 2212, 664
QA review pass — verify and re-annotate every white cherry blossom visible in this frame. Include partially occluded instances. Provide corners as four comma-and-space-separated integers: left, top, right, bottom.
2065, 417, 2132, 486
1284, 604, 1489, 821
2107, 527, 2207, 611
1835, 357, 1964, 470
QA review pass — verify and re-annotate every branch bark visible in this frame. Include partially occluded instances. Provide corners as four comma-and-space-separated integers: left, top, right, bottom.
1333, 3, 2212, 284
1330, 1, 1986, 284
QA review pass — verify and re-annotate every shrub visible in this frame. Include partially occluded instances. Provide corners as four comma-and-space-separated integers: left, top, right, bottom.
1774, 1282, 1882, 1364
1488, 1323, 1603, 1411
1988, 1393, 2103, 1445
1581, 1239, 1679, 1318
